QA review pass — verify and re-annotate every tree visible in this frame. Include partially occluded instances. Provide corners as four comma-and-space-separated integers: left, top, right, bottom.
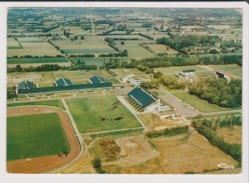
15, 65, 22, 72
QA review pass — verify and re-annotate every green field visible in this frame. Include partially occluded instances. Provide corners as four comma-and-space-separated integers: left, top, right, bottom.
7, 100, 65, 110
7, 113, 70, 161
66, 96, 142, 133
173, 92, 235, 113
208, 64, 242, 78
63, 48, 117, 54
116, 40, 155, 59
7, 58, 69, 64
71, 57, 111, 67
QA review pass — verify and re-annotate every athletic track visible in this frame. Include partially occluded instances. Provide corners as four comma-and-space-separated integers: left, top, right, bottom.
7, 106, 80, 174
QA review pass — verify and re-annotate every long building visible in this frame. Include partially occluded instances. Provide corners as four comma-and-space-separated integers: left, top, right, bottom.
17, 83, 113, 97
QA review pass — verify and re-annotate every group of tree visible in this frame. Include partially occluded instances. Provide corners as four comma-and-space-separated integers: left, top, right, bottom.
10, 55, 64, 59
192, 116, 242, 164
146, 125, 189, 138
157, 35, 221, 53
99, 50, 128, 58
92, 157, 107, 174
189, 78, 242, 108
7, 64, 68, 73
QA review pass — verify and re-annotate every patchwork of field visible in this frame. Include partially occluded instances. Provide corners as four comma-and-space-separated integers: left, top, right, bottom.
66, 96, 142, 133
52, 36, 117, 55
148, 44, 178, 55
116, 40, 155, 59
7, 113, 70, 161
7, 37, 60, 57
7, 38, 22, 49
49, 26, 84, 35
102, 132, 238, 174
208, 64, 242, 78
7, 57, 69, 64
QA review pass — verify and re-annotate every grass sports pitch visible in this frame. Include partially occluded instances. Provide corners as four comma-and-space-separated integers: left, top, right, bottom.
7, 113, 70, 161
66, 95, 142, 133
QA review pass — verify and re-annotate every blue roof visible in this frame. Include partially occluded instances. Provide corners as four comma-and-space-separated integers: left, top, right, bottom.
56, 77, 72, 86
18, 83, 112, 95
18, 80, 36, 90
127, 87, 156, 109
89, 76, 107, 84
18, 81, 26, 90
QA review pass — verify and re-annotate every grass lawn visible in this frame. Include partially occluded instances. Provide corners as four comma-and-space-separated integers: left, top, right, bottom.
173, 92, 234, 113
7, 100, 65, 110
66, 96, 142, 133
7, 113, 70, 161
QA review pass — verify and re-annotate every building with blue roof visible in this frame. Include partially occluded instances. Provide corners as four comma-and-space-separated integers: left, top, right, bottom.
18, 80, 36, 90
55, 77, 72, 87
89, 76, 107, 84
126, 87, 160, 112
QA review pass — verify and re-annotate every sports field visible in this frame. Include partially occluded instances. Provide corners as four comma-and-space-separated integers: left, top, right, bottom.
7, 58, 69, 64
66, 96, 142, 133
7, 113, 70, 161
173, 92, 235, 113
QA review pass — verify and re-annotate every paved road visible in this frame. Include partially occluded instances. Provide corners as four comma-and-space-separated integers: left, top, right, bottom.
158, 88, 201, 117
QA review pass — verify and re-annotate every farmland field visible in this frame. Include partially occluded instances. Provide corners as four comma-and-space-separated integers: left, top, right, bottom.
115, 40, 155, 59
71, 57, 111, 66
7, 113, 70, 161
7, 100, 65, 110
66, 96, 142, 133
7, 38, 22, 49
173, 92, 232, 113
216, 126, 242, 145
53, 36, 117, 55
103, 132, 238, 174
208, 64, 242, 78
7, 57, 69, 64
148, 44, 178, 55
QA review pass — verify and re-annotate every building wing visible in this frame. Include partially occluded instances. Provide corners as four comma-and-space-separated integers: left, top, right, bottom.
89, 76, 107, 84
127, 87, 156, 109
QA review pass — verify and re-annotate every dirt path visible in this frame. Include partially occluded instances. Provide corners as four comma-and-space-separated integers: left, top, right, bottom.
7, 106, 81, 174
